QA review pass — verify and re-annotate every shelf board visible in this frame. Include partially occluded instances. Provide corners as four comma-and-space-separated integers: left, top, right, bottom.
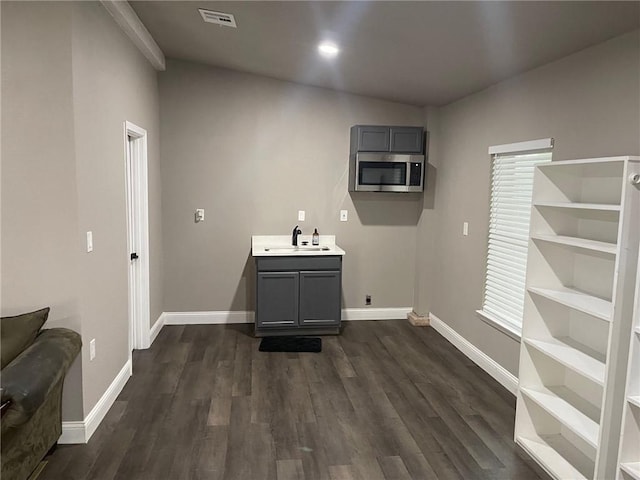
628, 396, 640, 409
525, 337, 606, 386
547, 386, 602, 423
621, 462, 640, 480
517, 436, 590, 480
531, 234, 618, 255
528, 286, 612, 322
520, 386, 599, 449
533, 201, 621, 212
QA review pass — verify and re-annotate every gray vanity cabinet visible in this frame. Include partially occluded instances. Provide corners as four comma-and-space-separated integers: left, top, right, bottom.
255, 256, 342, 336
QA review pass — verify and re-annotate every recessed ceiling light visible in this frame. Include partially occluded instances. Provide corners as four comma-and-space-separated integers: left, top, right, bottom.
318, 42, 340, 58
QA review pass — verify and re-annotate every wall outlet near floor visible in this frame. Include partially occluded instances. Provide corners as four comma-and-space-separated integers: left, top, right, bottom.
463, 221, 469, 236
365, 294, 371, 306
90, 339, 96, 360
340, 210, 348, 222
298, 210, 306, 221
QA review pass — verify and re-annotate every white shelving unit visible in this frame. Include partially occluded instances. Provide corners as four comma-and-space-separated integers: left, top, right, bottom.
617, 242, 640, 480
515, 156, 640, 480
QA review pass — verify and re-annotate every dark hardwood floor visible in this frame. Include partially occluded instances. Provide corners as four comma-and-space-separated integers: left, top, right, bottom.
40, 320, 548, 480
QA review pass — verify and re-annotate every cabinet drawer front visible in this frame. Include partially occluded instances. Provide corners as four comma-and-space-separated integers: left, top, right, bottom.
256, 256, 341, 272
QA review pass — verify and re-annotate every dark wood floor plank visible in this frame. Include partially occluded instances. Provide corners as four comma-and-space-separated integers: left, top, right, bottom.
328, 465, 357, 480
415, 382, 504, 471
39, 321, 548, 480
350, 455, 386, 480
377, 455, 412, 480
193, 425, 229, 480
296, 421, 332, 480
401, 453, 439, 480
248, 421, 278, 480
207, 360, 234, 426
231, 335, 252, 397
323, 336, 357, 378
277, 459, 306, 480
217, 395, 252, 480
424, 416, 491, 480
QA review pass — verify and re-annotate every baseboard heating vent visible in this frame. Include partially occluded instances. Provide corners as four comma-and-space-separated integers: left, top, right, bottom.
198, 9, 237, 28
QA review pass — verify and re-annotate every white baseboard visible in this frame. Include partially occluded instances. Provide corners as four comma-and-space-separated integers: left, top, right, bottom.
58, 420, 86, 444
429, 312, 518, 395
60, 359, 132, 444
149, 313, 165, 345
163, 310, 254, 325
342, 307, 412, 321
161, 307, 412, 326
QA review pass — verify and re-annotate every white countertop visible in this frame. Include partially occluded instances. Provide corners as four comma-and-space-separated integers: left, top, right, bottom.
251, 235, 346, 257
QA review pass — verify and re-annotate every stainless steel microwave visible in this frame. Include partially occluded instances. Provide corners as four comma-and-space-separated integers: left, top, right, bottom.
349, 153, 424, 192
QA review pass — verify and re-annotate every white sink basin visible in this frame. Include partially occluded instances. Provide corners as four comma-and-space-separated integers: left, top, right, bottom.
264, 246, 330, 253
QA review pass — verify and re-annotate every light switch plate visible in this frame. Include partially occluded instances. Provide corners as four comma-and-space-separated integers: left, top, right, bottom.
195, 208, 205, 223
89, 339, 96, 360
298, 210, 305, 221
86, 231, 93, 252
463, 222, 469, 236
340, 210, 348, 222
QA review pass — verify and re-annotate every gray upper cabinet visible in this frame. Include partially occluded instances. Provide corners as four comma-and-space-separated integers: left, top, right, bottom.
350, 125, 423, 154
352, 125, 390, 152
389, 127, 423, 153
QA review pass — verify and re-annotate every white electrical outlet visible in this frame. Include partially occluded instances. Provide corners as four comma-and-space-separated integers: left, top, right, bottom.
89, 339, 96, 360
195, 208, 205, 223
298, 210, 306, 221
86, 231, 93, 252
340, 210, 348, 222
463, 222, 469, 236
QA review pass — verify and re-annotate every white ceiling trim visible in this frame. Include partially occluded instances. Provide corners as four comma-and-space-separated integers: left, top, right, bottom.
100, 0, 165, 71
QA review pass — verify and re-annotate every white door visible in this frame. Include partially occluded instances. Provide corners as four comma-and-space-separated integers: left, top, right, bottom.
125, 121, 151, 352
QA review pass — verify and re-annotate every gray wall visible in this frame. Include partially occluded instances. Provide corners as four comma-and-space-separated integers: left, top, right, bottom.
1, 1, 84, 421
1, 1, 162, 418
415, 29, 640, 376
70, 1, 162, 413
159, 60, 424, 313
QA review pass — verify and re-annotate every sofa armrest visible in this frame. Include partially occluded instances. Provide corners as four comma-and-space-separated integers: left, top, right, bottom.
1, 328, 81, 429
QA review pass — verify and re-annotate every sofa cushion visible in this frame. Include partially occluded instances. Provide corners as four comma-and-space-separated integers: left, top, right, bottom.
1, 308, 50, 369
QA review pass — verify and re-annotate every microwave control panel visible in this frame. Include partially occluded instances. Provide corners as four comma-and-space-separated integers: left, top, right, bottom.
409, 162, 422, 186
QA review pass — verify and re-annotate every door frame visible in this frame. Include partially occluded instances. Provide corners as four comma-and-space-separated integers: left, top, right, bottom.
124, 121, 151, 352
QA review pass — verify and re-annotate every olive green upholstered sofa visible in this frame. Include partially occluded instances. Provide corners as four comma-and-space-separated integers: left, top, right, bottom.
1, 308, 81, 480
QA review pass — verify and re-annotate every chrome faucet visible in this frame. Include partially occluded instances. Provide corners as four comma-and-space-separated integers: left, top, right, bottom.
292, 225, 302, 246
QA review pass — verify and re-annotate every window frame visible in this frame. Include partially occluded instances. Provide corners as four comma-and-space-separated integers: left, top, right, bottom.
476, 138, 553, 340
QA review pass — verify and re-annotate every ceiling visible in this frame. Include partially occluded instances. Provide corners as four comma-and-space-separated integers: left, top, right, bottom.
130, 1, 640, 107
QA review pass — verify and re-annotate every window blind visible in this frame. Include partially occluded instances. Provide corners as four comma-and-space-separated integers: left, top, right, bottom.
481, 150, 552, 333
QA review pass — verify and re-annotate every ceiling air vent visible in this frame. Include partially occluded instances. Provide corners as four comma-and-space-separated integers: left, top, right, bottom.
198, 9, 237, 28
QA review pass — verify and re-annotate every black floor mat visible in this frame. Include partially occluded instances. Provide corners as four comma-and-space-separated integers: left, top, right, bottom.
259, 336, 322, 353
